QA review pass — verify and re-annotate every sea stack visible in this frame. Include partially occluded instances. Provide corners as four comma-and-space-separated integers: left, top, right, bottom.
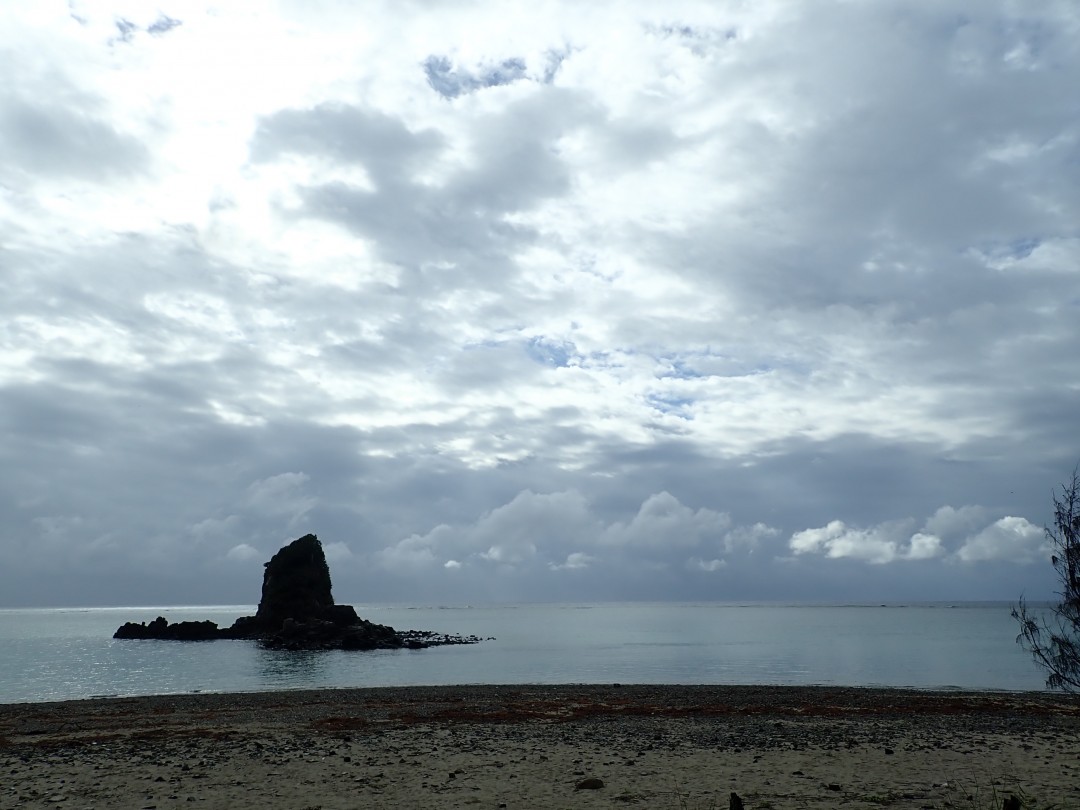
114, 533, 483, 650
255, 533, 336, 628
225, 533, 362, 640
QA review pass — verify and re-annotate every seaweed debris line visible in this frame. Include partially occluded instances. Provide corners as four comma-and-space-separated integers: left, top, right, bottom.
114, 534, 485, 650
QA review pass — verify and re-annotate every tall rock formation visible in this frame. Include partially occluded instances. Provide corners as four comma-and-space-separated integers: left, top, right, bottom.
113, 533, 484, 650
254, 534, 334, 628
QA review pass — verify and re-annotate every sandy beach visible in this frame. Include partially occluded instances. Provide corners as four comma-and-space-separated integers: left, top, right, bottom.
2, 685, 1079, 809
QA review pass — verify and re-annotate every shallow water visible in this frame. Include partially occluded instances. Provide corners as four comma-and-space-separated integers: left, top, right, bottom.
0, 602, 1050, 703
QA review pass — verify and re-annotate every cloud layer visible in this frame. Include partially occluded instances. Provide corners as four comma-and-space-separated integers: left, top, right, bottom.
1, 1, 1076, 605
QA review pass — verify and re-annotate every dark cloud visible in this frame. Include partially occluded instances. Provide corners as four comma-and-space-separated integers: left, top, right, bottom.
253, 93, 579, 280
0, 1, 1075, 607
253, 105, 444, 172
0, 95, 148, 181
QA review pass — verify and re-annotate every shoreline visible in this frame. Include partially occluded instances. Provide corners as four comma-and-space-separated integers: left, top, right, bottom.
4, 685, 1080, 808
0, 679, 1058, 708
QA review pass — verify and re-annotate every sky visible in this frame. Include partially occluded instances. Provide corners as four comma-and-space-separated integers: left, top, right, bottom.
1, 0, 1078, 607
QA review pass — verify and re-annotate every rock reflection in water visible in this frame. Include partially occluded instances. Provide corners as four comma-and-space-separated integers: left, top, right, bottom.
256, 647, 330, 687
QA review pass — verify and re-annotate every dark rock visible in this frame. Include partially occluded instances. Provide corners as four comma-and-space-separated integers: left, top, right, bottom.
323, 604, 359, 626
575, 778, 604, 790
729, 792, 744, 810
226, 614, 261, 637
113, 617, 221, 641
113, 534, 485, 651
254, 534, 334, 629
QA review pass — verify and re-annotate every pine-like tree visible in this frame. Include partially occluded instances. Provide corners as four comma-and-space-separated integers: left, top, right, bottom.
1013, 467, 1080, 691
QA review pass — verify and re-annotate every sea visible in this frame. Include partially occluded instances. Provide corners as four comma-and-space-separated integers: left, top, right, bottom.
0, 602, 1052, 704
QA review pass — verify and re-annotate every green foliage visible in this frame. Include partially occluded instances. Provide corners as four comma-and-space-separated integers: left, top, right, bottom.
1013, 467, 1080, 692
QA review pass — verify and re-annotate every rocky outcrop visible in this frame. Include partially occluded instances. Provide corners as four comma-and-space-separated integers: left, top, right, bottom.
114, 617, 222, 641
113, 534, 484, 650
254, 534, 334, 628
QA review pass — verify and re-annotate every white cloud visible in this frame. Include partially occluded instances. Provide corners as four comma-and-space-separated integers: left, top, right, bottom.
956, 516, 1047, 563
0, 0, 1074, 605
225, 543, 260, 562
190, 516, 242, 542
790, 519, 944, 564
923, 506, 989, 540
690, 558, 727, 572
600, 492, 730, 550
376, 489, 769, 582
243, 473, 316, 527
375, 490, 595, 572
479, 543, 537, 565
323, 541, 353, 562
791, 509, 1051, 569
790, 520, 844, 555
376, 539, 438, 570
907, 533, 945, 561
549, 552, 596, 571
723, 522, 779, 552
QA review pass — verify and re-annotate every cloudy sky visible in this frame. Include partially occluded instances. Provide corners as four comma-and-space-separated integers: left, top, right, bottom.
2, 0, 1077, 607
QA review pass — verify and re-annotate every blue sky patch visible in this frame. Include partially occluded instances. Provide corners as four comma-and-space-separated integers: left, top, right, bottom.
525, 337, 576, 368
646, 392, 695, 419
424, 56, 529, 99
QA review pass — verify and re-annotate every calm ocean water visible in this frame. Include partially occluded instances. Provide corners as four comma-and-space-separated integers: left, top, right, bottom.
0, 602, 1050, 704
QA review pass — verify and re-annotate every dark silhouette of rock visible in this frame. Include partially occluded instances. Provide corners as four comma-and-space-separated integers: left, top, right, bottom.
113, 534, 485, 651
729, 792, 744, 810
254, 534, 334, 628
324, 604, 360, 625
114, 617, 221, 641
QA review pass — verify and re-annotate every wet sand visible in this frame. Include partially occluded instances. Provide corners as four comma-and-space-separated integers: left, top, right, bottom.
2, 685, 1079, 809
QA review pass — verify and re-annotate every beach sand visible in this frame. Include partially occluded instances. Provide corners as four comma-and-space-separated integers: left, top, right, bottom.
2, 685, 1079, 809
